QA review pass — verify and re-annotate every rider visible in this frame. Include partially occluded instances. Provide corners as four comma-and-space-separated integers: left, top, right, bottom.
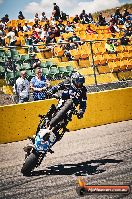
45, 72, 87, 132
30, 72, 87, 153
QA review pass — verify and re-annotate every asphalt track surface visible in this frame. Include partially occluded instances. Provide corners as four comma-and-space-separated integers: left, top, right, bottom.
0, 120, 132, 199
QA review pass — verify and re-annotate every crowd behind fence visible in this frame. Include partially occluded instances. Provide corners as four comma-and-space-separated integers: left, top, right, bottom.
0, 4, 132, 103
0, 37, 131, 89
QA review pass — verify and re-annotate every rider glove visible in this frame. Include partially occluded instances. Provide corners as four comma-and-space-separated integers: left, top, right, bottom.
77, 110, 84, 119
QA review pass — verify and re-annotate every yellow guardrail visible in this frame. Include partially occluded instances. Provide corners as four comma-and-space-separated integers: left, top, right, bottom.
0, 87, 132, 144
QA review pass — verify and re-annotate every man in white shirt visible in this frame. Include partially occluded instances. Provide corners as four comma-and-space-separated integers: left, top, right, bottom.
14, 71, 30, 103
23, 22, 31, 32
5, 27, 16, 46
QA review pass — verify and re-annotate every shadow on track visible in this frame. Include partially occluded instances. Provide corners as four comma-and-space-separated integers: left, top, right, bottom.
31, 158, 123, 177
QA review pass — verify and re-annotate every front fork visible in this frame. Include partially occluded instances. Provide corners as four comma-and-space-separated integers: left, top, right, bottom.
24, 146, 45, 167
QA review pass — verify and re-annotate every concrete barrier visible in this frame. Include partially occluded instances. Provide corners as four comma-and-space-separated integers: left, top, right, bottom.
0, 87, 132, 144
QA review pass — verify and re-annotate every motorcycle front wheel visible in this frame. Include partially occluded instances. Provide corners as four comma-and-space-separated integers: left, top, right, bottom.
21, 152, 39, 176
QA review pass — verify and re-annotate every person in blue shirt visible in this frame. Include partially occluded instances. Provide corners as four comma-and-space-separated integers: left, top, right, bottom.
30, 68, 50, 101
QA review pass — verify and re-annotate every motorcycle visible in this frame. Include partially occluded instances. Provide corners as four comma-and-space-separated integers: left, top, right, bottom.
21, 92, 81, 176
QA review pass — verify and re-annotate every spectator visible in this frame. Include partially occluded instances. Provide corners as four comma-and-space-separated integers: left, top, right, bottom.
123, 17, 132, 30
62, 42, 72, 60
18, 11, 25, 20
45, 32, 56, 45
57, 19, 65, 34
5, 27, 17, 46
79, 10, 89, 24
40, 27, 49, 41
123, 9, 130, 21
0, 19, 5, 29
97, 12, 107, 26
87, 13, 94, 23
105, 38, 116, 54
44, 19, 50, 30
114, 8, 122, 21
68, 32, 80, 42
1, 14, 9, 24
17, 23, 23, 32
73, 15, 80, 24
109, 15, 118, 25
31, 30, 40, 44
108, 21, 120, 33
57, 35, 66, 43
60, 11, 67, 21
0, 25, 6, 46
53, 2, 60, 21
65, 21, 74, 32
40, 12, 47, 22
68, 32, 81, 49
30, 68, 50, 101
54, 24, 60, 37
25, 34, 33, 45
120, 35, 130, 45
114, 8, 124, 24
124, 27, 132, 37
50, 16, 56, 26
34, 13, 40, 24
23, 22, 31, 32
12, 26, 19, 37
14, 70, 30, 103
111, 33, 119, 46
86, 24, 97, 34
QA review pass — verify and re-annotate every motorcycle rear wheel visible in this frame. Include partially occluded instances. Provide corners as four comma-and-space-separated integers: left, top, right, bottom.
21, 152, 38, 176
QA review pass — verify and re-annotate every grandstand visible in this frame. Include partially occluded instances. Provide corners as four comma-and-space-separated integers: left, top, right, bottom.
0, 5, 132, 104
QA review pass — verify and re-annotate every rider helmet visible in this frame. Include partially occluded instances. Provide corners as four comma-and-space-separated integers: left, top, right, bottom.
71, 72, 85, 88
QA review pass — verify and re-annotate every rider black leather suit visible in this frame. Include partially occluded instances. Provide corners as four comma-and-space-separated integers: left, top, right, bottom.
46, 72, 87, 123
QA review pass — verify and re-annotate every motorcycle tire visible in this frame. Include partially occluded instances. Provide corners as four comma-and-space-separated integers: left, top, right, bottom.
21, 152, 38, 176
50, 99, 73, 128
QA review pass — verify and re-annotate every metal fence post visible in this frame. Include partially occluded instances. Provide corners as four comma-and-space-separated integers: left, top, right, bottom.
10, 47, 19, 103
89, 41, 97, 85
